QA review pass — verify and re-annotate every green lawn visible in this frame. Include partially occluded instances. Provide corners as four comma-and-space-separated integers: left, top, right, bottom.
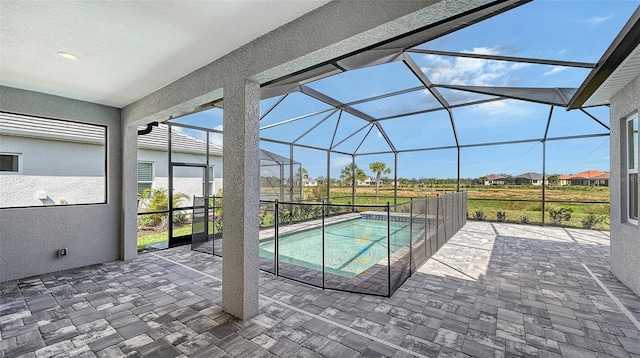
137, 225, 191, 249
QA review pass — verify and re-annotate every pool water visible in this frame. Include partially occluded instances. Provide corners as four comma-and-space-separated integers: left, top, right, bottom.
259, 218, 424, 278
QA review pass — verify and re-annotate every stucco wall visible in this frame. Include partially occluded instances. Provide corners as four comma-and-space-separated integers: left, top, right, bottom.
0, 176, 105, 207
609, 74, 640, 296
0, 86, 121, 282
0, 135, 106, 207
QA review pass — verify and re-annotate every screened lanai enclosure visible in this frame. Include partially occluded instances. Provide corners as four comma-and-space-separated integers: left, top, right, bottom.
137, 1, 627, 295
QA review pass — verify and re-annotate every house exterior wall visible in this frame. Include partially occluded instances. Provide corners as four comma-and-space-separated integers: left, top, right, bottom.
609, 74, 640, 296
137, 148, 224, 205
0, 86, 121, 282
0, 135, 106, 207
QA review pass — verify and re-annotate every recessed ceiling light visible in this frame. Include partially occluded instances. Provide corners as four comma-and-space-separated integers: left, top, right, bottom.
57, 52, 79, 61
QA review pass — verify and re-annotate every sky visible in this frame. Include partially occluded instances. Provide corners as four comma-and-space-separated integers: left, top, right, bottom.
168, 0, 639, 180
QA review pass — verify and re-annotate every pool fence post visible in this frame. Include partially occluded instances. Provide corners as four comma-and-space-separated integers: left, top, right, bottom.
274, 200, 279, 276
451, 193, 454, 240
387, 202, 391, 297
436, 194, 440, 250
322, 200, 325, 290
409, 198, 413, 276
212, 196, 215, 255
424, 196, 428, 262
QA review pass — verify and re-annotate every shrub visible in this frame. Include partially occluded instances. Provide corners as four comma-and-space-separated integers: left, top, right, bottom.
496, 211, 507, 222
138, 188, 189, 228
520, 215, 530, 224
581, 214, 606, 229
211, 189, 223, 234
549, 207, 572, 225
472, 210, 485, 221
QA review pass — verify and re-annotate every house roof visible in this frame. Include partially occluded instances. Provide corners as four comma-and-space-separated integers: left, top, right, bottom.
137, 124, 222, 155
0, 112, 105, 144
559, 170, 610, 180
486, 174, 508, 181
1, 114, 293, 164
568, 7, 640, 109
515, 172, 544, 180
140, 124, 298, 164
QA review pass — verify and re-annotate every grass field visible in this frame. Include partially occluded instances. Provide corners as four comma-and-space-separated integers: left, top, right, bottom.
320, 185, 610, 230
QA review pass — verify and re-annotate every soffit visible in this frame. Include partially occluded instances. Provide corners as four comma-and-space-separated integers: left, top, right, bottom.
583, 43, 640, 107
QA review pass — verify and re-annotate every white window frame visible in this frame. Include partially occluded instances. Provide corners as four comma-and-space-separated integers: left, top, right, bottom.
137, 161, 154, 194
0, 153, 21, 174
626, 114, 638, 225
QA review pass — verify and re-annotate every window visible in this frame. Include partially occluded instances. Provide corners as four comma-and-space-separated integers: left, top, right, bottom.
626, 115, 638, 224
137, 162, 154, 194
1, 112, 106, 208
0, 154, 19, 173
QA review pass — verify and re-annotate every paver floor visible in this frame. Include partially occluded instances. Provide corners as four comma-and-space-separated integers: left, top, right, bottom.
1, 222, 639, 358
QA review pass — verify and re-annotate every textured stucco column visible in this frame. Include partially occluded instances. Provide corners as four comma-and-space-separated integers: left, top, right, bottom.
121, 123, 139, 261
222, 79, 260, 319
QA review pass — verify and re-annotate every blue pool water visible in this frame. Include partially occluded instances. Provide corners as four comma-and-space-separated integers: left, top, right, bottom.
259, 218, 423, 278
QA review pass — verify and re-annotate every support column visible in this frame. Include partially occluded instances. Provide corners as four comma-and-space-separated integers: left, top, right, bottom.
222, 79, 260, 320
121, 123, 138, 261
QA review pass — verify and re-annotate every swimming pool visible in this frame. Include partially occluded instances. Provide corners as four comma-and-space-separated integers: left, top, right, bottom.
259, 217, 424, 278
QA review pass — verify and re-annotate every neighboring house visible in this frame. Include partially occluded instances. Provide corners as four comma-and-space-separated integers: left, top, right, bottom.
0, 118, 225, 208
567, 9, 639, 296
303, 179, 318, 187
558, 175, 573, 186
0, 112, 107, 208
140, 124, 302, 203
558, 170, 610, 186
483, 174, 508, 185
137, 124, 223, 205
514, 172, 546, 185
1, 117, 299, 208
357, 177, 372, 186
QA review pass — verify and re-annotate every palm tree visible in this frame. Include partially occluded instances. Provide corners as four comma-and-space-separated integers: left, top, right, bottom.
340, 164, 366, 203
369, 162, 391, 204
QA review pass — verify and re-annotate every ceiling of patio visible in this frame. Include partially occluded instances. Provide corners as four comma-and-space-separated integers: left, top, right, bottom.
0, 0, 330, 108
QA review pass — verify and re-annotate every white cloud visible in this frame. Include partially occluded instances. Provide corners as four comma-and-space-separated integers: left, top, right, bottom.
421, 47, 525, 87
210, 124, 223, 146
586, 13, 614, 26
543, 66, 567, 76
509, 62, 531, 71
473, 99, 531, 118
330, 156, 352, 169
476, 100, 506, 114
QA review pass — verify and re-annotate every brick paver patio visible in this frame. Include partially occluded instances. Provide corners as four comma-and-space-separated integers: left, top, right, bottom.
1, 222, 639, 357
